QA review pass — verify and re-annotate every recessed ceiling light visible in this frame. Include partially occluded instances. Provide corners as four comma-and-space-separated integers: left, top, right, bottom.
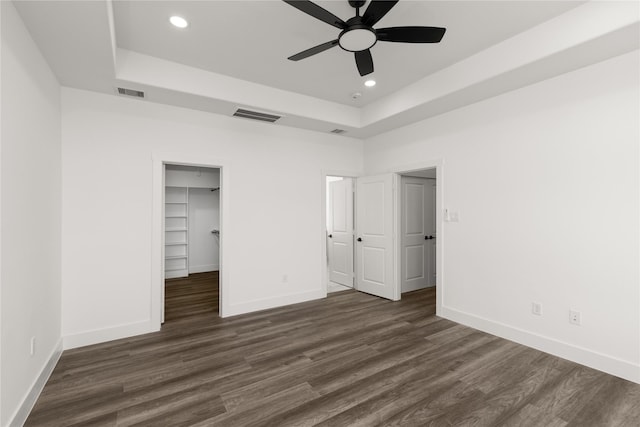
364, 79, 376, 87
169, 16, 189, 29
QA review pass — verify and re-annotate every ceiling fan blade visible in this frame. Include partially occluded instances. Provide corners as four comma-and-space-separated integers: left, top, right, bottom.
355, 49, 374, 76
376, 26, 446, 43
288, 40, 339, 61
282, 0, 346, 29
362, 0, 399, 26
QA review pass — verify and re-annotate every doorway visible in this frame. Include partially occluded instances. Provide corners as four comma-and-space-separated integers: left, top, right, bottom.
163, 164, 221, 323
323, 163, 442, 313
399, 169, 437, 294
323, 172, 398, 301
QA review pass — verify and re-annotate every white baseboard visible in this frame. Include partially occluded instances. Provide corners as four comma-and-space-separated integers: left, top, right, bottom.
188, 264, 219, 274
440, 305, 640, 384
63, 320, 156, 350
223, 289, 324, 317
9, 338, 63, 427
328, 282, 352, 293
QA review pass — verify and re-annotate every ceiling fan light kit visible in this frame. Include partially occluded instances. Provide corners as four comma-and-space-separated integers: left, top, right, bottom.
338, 24, 377, 52
283, 0, 446, 77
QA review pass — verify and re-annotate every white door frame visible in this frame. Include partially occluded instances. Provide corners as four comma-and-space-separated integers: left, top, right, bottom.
321, 170, 360, 296
152, 153, 230, 329
392, 159, 444, 316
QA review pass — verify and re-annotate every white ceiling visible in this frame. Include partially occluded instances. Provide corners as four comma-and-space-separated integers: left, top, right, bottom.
113, 1, 582, 106
12, 0, 640, 137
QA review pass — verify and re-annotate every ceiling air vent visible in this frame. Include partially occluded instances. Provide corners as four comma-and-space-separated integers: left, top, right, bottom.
233, 108, 281, 123
330, 129, 346, 134
116, 87, 145, 98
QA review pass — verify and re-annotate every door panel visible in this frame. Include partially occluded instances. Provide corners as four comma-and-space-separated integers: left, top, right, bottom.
328, 178, 354, 287
356, 174, 396, 300
331, 182, 348, 232
362, 247, 385, 284
401, 176, 435, 293
405, 183, 425, 234
361, 182, 386, 235
405, 245, 425, 280
331, 242, 349, 273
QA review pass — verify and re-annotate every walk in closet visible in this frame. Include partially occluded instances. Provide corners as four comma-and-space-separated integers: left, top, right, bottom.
164, 165, 220, 279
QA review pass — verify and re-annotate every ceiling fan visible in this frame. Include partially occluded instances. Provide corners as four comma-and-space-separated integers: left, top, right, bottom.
283, 0, 446, 76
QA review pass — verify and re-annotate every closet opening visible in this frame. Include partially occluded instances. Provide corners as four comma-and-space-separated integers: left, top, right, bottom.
163, 164, 221, 322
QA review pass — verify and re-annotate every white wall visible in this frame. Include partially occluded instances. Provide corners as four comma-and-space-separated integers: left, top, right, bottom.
1, 2, 62, 426
364, 51, 640, 382
61, 88, 363, 346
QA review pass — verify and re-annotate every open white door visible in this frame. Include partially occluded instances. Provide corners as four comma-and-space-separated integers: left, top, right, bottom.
355, 173, 398, 300
328, 178, 354, 287
427, 180, 437, 286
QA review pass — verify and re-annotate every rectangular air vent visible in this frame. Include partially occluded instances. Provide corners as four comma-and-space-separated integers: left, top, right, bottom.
233, 108, 281, 123
117, 87, 145, 98
330, 129, 346, 134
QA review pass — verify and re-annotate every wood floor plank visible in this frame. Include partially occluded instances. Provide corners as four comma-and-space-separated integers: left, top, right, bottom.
378, 379, 487, 427
116, 384, 226, 427
565, 374, 640, 427
24, 272, 640, 426
524, 365, 609, 422
502, 403, 569, 427
221, 345, 377, 413
206, 382, 320, 426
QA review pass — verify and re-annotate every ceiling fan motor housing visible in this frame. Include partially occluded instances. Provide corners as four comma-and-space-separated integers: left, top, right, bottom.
338, 17, 377, 52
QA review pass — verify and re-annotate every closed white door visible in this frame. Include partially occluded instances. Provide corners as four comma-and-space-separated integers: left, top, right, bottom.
401, 177, 436, 292
355, 173, 398, 300
327, 178, 354, 287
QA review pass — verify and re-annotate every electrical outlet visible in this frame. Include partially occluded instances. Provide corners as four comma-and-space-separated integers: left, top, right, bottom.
30, 337, 36, 356
532, 302, 542, 316
569, 310, 581, 326
282, 274, 288, 283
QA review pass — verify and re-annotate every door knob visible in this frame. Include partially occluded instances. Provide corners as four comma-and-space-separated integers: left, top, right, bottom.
357, 237, 362, 242
328, 234, 333, 238
425, 235, 435, 240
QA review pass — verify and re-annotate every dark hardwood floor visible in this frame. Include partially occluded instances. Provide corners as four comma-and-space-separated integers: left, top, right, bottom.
164, 271, 219, 322
25, 273, 640, 426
